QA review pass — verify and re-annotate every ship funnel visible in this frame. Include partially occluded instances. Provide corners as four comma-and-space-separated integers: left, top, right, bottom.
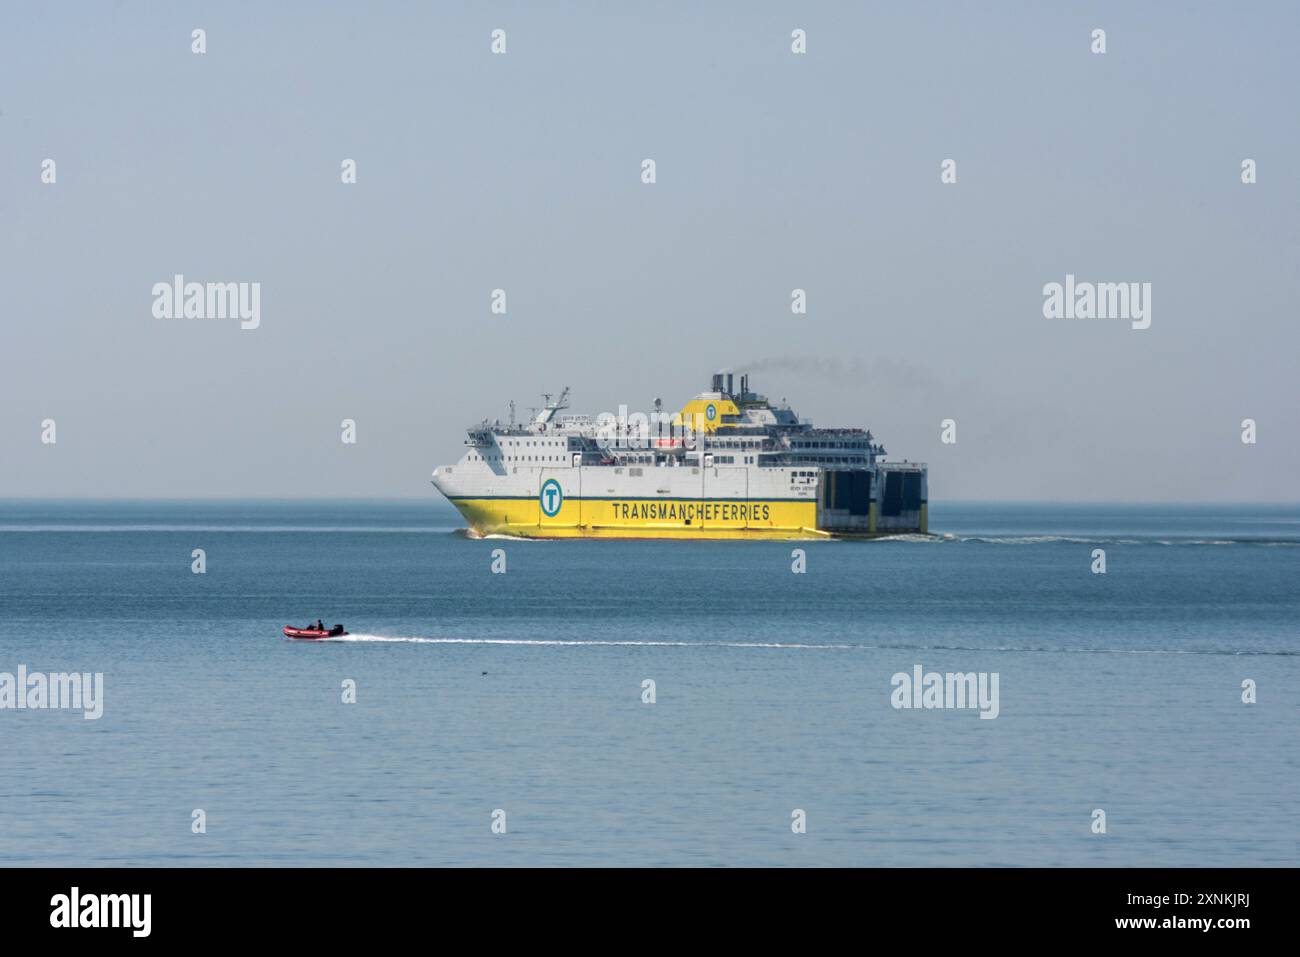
711, 372, 724, 393
725, 373, 734, 397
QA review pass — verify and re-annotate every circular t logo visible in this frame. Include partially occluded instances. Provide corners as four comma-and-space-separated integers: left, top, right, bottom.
705, 403, 717, 422
540, 479, 563, 517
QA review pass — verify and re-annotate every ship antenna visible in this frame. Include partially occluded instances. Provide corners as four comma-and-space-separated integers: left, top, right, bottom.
508, 400, 516, 427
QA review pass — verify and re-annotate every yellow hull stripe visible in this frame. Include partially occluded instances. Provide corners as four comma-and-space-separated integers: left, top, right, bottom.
450, 496, 822, 540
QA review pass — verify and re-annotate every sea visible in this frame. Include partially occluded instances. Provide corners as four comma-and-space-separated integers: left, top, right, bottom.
1, 500, 1296, 867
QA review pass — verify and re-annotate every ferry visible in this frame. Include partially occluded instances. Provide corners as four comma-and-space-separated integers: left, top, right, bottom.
431, 371, 927, 540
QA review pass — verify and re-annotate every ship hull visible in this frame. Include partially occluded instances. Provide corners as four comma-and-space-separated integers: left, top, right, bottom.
433, 437, 926, 541
440, 487, 927, 540
447, 495, 828, 540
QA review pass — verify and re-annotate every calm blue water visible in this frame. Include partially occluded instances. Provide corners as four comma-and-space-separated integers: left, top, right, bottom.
1, 500, 1297, 866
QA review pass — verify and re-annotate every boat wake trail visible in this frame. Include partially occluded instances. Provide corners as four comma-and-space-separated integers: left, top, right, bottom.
325, 634, 855, 649
315, 635, 1294, 656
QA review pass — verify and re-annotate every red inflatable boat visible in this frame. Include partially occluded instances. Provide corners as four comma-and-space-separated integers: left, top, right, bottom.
283, 624, 348, 640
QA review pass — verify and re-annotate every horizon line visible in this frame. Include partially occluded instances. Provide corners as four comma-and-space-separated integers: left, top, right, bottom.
1, 497, 1298, 508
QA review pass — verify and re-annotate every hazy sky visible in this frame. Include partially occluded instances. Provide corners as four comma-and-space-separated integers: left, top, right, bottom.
2, 2, 1297, 501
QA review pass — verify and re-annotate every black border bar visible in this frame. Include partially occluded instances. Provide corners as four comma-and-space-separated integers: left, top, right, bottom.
0, 867, 1285, 942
